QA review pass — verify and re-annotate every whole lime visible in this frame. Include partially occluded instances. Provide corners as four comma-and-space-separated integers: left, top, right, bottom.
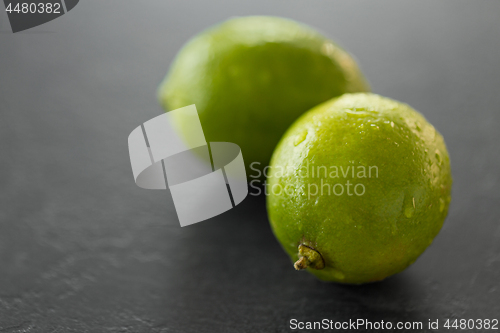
267, 93, 452, 284
158, 16, 370, 174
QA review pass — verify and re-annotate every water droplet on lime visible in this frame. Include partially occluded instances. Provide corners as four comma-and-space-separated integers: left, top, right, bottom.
294, 130, 308, 146
331, 269, 345, 280
404, 205, 415, 218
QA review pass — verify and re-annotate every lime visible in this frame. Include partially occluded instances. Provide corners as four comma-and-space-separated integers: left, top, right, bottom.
267, 93, 452, 284
158, 16, 370, 174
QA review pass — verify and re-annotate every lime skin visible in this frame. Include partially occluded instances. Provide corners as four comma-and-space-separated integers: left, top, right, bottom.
158, 16, 369, 173
266, 93, 452, 284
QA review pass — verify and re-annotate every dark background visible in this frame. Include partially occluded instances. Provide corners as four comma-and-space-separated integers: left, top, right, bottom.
1, 1, 499, 332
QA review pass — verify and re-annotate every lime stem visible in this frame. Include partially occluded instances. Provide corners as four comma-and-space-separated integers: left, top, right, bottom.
293, 244, 325, 270
294, 256, 308, 270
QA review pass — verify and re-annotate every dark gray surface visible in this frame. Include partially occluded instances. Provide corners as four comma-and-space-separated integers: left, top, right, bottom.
1, 1, 499, 332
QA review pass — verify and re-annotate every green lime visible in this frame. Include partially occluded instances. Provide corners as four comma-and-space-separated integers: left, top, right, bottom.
267, 93, 452, 284
158, 16, 370, 173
